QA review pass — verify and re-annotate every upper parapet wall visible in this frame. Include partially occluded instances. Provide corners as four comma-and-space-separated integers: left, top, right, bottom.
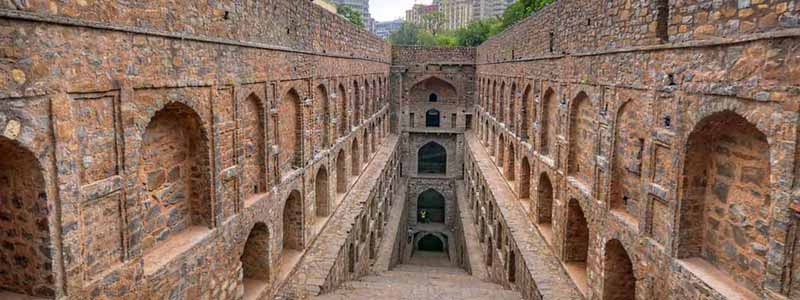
0, 0, 391, 61
392, 46, 477, 65
477, 0, 799, 63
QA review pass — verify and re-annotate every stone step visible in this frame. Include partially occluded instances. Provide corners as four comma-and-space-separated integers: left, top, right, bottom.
392, 264, 469, 275
311, 264, 524, 300
315, 282, 524, 300
352, 274, 503, 290
345, 278, 512, 293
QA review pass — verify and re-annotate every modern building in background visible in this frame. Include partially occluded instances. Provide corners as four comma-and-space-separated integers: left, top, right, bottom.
405, 3, 439, 26
434, 0, 475, 31
473, 0, 514, 20
312, 0, 338, 14
329, 0, 376, 31
375, 19, 404, 39
402, 0, 514, 31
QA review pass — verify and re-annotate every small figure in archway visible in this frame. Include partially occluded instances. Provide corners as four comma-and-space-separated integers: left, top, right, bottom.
419, 209, 430, 223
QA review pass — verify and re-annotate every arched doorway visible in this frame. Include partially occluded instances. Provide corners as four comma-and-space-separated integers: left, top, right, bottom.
140, 102, 211, 254
279, 89, 302, 170
541, 88, 556, 156
418, 234, 445, 252
282, 190, 304, 252
609, 99, 645, 221
426, 109, 440, 127
498, 134, 506, 166
498, 82, 506, 123
316, 84, 331, 149
567, 92, 593, 185
417, 189, 445, 223
418, 142, 447, 175
519, 157, 531, 200
353, 80, 361, 125
565, 199, 589, 283
241, 222, 270, 299
509, 82, 517, 132
336, 150, 346, 194
521, 85, 532, 140
603, 239, 635, 300
351, 138, 361, 176
678, 110, 769, 292
315, 167, 329, 218
0, 137, 53, 298
362, 131, 369, 163
338, 84, 348, 137
243, 94, 266, 200
506, 143, 516, 181
537, 173, 554, 224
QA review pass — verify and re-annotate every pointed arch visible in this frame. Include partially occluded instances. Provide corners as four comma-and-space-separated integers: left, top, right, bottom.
316, 84, 331, 149
541, 88, 556, 156
498, 134, 506, 167
509, 82, 517, 132
279, 88, 303, 171
499, 81, 506, 124
140, 102, 212, 253
537, 173, 554, 225
418, 188, 446, 223
491, 81, 497, 116
338, 84, 349, 137
241, 222, 271, 295
610, 98, 646, 221
0, 136, 53, 298
282, 190, 304, 251
678, 110, 769, 292
418, 142, 447, 175
353, 80, 362, 126
315, 167, 330, 218
410, 76, 458, 103
521, 84, 533, 141
603, 239, 636, 300
519, 156, 531, 199
336, 150, 347, 193
567, 92, 593, 185
243, 93, 267, 199
351, 137, 361, 176
506, 142, 516, 181
565, 198, 589, 286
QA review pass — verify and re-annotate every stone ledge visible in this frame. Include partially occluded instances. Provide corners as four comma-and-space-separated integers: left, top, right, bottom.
464, 132, 584, 300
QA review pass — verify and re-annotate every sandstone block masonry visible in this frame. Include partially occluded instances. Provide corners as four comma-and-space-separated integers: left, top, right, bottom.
0, 1, 393, 299
471, 1, 800, 300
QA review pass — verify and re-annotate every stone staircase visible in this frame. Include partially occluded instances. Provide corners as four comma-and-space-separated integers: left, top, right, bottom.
312, 256, 523, 300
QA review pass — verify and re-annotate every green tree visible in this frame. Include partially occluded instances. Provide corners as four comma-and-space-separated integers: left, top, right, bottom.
337, 5, 364, 28
388, 22, 422, 45
499, 0, 555, 30
421, 12, 446, 35
454, 18, 502, 47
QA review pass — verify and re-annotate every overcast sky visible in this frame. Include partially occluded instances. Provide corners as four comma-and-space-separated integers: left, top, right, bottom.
370, 0, 432, 22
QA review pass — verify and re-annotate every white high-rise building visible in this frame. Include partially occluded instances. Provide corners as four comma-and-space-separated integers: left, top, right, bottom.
328, 0, 374, 31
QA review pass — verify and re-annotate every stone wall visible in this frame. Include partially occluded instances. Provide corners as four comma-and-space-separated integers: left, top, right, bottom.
477, 0, 799, 63
471, 1, 800, 300
0, 1, 393, 299
276, 136, 401, 299
391, 47, 476, 132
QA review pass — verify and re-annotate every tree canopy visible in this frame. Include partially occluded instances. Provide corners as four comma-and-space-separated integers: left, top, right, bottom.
388, 0, 554, 47
338, 5, 364, 28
